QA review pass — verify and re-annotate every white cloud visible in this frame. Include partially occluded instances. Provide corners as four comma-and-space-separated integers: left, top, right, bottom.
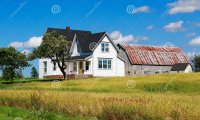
24, 36, 43, 48
21, 49, 30, 55
187, 52, 199, 59
168, 0, 200, 15
9, 41, 23, 48
189, 36, 200, 46
133, 6, 150, 14
8, 36, 43, 49
146, 25, 154, 30
110, 31, 149, 44
185, 32, 196, 37
110, 31, 133, 43
163, 21, 184, 32
137, 36, 149, 41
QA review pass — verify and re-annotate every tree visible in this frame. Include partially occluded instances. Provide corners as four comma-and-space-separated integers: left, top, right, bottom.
31, 67, 38, 78
2, 67, 13, 81
29, 32, 71, 79
0, 47, 29, 82
15, 68, 23, 79
192, 55, 200, 72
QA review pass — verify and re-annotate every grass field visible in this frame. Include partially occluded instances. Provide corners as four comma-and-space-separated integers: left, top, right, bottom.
0, 73, 200, 120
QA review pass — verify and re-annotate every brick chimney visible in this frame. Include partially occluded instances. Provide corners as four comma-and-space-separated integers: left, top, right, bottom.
66, 26, 70, 30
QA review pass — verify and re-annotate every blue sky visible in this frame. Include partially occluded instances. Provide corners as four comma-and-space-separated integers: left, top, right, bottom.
1, 0, 200, 77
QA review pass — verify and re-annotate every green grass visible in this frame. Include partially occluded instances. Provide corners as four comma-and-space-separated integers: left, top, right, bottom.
0, 106, 88, 120
0, 73, 200, 120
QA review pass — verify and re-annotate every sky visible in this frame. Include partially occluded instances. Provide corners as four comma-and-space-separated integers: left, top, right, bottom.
0, 0, 200, 77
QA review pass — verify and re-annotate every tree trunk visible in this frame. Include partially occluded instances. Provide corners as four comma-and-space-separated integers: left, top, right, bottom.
60, 68, 67, 80
55, 60, 67, 80
11, 69, 14, 83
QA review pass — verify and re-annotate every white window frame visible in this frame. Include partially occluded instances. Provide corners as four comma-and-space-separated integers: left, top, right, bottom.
43, 61, 47, 74
85, 61, 90, 71
53, 62, 56, 71
101, 43, 109, 52
98, 58, 112, 69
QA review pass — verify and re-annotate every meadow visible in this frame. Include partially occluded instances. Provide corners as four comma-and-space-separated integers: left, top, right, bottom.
0, 73, 200, 120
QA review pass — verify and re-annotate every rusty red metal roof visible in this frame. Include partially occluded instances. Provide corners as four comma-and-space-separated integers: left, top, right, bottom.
120, 44, 190, 65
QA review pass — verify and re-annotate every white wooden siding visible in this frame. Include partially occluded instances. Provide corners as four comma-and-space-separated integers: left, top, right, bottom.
117, 58, 125, 76
92, 36, 125, 76
185, 64, 193, 73
39, 58, 63, 78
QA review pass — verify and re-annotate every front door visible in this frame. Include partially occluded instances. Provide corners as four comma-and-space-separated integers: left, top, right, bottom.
79, 61, 83, 74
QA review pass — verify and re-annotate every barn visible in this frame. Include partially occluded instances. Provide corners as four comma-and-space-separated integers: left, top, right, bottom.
117, 44, 192, 76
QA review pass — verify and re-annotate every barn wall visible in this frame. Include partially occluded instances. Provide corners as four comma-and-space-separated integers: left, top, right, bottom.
131, 65, 172, 75
117, 48, 132, 76
185, 65, 193, 73
117, 46, 173, 76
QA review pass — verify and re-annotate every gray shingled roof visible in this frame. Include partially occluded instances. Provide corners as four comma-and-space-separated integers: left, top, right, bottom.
47, 28, 106, 52
171, 63, 190, 71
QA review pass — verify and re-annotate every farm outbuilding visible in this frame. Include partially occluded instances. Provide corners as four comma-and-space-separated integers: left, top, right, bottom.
117, 44, 192, 76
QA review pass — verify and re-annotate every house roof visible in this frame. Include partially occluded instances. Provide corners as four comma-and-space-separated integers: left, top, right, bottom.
118, 44, 190, 65
47, 28, 106, 52
171, 63, 190, 71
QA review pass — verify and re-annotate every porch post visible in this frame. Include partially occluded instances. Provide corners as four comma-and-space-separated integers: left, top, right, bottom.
83, 61, 86, 73
76, 61, 79, 74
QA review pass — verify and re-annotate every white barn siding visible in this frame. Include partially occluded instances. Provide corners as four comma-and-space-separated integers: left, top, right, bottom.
185, 65, 193, 73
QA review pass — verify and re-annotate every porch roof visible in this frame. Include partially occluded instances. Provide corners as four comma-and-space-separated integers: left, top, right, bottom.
70, 55, 92, 61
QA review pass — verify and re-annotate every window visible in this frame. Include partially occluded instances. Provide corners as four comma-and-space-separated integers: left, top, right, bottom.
86, 61, 90, 70
101, 43, 109, 52
98, 59, 112, 69
108, 60, 111, 69
53, 62, 56, 71
73, 62, 77, 72
155, 71, 160, 74
43, 61, 47, 74
98, 60, 102, 68
144, 71, 150, 75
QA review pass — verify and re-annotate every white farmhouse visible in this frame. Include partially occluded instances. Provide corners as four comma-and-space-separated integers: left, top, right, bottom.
39, 27, 125, 79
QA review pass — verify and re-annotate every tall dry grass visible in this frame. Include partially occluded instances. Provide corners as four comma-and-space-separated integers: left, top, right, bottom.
0, 90, 199, 120
0, 73, 200, 120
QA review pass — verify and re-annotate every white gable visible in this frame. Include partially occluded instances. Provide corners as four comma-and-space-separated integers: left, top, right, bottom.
92, 35, 124, 76
71, 39, 80, 56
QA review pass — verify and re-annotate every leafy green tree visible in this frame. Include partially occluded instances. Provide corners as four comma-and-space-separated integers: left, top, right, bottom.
15, 68, 24, 79
29, 32, 71, 79
192, 55, 200, 72
0, 47, 29, 82
2, 67, 13, 81
31, 67, 38, 78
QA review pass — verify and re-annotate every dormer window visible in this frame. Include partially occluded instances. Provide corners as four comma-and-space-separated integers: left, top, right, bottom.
101, 43, 109, 52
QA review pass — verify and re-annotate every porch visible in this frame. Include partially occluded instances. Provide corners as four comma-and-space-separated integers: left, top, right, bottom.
67, 55, 92, 75
67, 74, 93, 80
44, 74, 93, 80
